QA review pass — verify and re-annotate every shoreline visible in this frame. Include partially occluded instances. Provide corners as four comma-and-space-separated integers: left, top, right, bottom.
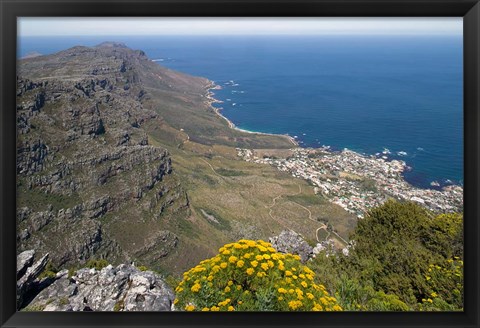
205, 81, 298, 147
204, 81, 463, 194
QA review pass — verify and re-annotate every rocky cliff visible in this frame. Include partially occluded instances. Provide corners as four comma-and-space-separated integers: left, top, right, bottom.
16, 42, 207, 271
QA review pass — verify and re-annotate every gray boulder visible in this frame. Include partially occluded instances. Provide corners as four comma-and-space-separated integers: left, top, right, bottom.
269, 230, 313, 262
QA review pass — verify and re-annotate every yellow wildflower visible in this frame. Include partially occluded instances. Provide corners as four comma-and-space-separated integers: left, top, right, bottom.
257, 272, 266, 278
288, 300, 302, 310
185, 305, 195, 311
246, 268, 254, 275
237, 260, 245, 268
250, 260, 258, 268
220, 262, 228, 269
191, 283, 201, 292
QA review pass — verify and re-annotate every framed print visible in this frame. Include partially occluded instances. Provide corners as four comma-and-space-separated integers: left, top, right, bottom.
1, 0, 479, 327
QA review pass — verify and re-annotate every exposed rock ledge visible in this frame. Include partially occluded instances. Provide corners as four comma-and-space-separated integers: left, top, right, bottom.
17, 250, 174, 311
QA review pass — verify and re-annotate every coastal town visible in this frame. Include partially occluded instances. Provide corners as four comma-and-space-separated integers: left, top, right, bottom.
236, 146, 463, 217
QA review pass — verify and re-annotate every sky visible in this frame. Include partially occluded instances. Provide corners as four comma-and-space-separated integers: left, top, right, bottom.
18, 17, 462, 36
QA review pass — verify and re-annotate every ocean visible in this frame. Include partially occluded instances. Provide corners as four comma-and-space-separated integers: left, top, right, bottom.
18, 35, 463, 189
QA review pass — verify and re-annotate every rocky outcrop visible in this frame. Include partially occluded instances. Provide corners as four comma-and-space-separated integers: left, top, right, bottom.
16, 43, 204, 275
17, 139, 49, 175
17, 250, 50, 308
21, 261, 174, 312
269, 230, 313, 262
17, 249, 36, 279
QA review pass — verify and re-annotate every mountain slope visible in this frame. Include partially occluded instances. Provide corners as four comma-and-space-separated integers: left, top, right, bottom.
17, 42, 356, 276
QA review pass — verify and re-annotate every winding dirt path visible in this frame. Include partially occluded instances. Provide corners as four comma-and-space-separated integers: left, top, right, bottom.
200, 158, 223, 178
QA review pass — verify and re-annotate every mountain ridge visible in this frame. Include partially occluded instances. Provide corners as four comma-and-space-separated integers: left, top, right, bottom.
17, 42, 356, 276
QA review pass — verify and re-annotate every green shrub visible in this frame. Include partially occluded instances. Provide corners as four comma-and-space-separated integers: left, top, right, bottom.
419, 257, 463, 311
85, 259, 109, 270
332, 275, 410, 311
38, 261, 58, 279
174, 239, 342, 312
67, 267, 77, 278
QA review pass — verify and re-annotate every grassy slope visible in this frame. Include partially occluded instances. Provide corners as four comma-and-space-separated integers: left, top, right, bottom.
143, 118, 356, 275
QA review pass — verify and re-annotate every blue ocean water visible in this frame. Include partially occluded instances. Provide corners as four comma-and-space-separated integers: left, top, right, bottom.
18, 35, 463, 189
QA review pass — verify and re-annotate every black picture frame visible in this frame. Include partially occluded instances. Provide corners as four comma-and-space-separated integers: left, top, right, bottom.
1, 0, 479, 327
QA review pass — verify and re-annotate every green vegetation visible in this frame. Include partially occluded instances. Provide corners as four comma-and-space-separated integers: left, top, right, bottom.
113, 299, 124, 312
17, 187, 81, 213
309, 200, 463, 311
85, 259, 109, 270
216, 168, 248, 177
38, 261, 58, 279
67, 267, 77, 278
174, 240, 342, 311
22, 304, 46, 312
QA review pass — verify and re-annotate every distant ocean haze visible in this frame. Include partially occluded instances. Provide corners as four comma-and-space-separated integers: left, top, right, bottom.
19, 34, 463, 188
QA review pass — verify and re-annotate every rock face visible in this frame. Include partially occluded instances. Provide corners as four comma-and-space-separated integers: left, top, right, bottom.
18, 250, 175, 312
16, 250, 50, 308
269, 230, 313, 262
16, 43, 205, 272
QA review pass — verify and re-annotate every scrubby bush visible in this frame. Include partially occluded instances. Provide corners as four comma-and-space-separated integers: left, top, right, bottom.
38, 261, 58, 279
308, 200, 464, 311
85, 259, 109, 270
174, 239, 342, 312
419, 257, 463, 311
333, 275, 410, 311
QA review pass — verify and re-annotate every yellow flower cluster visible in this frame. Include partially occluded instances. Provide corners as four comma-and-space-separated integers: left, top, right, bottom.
173, 239, 342, 312
420, 257, 463, 311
